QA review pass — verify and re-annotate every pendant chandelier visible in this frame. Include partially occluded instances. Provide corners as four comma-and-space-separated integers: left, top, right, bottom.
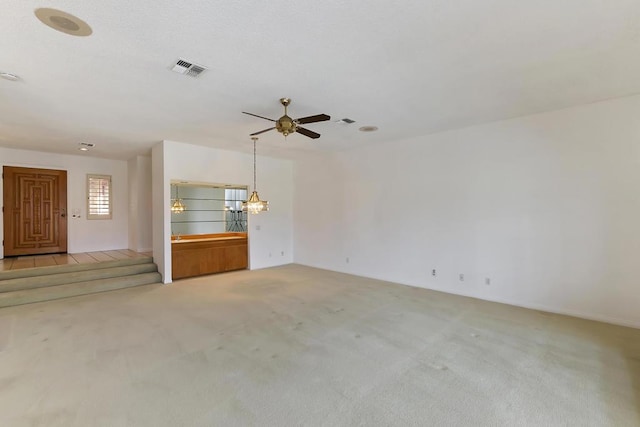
242, 137, 269, 214
171, 185, 186, 213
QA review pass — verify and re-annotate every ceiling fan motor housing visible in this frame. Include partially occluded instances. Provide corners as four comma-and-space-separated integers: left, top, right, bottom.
276, 115, 296, 136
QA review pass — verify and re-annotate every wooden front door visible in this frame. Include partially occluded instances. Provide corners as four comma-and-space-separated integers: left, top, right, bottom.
3, 166, 67, 256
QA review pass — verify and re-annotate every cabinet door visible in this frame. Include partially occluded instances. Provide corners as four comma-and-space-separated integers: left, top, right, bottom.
204, 246, 226, 273
224, 244, 248, 271
172, 246, 225, 279
172, 248, 202, 279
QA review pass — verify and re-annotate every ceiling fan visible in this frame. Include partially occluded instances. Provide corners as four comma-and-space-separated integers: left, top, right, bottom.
243, 98, 330, 139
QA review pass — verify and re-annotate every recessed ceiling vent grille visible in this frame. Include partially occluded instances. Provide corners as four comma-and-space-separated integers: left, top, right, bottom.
170, 58, 207, 78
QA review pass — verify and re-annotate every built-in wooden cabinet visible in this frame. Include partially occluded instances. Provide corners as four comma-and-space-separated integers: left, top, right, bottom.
171, 232, 248, 280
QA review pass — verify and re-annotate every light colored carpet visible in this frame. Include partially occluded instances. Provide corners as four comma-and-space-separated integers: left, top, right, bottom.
0, 264, 638, 426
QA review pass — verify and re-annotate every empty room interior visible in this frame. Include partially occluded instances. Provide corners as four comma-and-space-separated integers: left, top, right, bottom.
1, 1, 640, 426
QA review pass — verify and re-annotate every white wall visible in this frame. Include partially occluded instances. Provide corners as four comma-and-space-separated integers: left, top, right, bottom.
153, 140, 293, 283
151, 143, 167, 281
0, 147, 129, 257
294, 95, 640, 328
128, 155, 152, 252
128, 158, 138, 252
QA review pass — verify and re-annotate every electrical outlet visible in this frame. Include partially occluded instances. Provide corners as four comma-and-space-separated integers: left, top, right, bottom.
459, 273, 464, 281
269, 252, 272, 258
255, 225, 261, 231
346, 257, 350, 264
281, 251, 284, 256
485, 277, 491, 285
432, 269, 436, 277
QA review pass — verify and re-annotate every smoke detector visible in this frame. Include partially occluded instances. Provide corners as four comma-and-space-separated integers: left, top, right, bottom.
170, 59, 207, 78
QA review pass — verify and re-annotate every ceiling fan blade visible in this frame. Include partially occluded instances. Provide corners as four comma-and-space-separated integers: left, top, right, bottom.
296, 127, 321, 139
250, 127, 275, 136
296, 114, 331, 124
242, 112, 276, 122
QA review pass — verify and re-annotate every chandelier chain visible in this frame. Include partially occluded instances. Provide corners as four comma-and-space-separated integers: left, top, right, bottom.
252, 137, 257, 191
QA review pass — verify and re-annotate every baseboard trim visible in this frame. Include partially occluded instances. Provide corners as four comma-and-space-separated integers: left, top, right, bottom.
293, 262, 640, 330
423, 285, 640, 330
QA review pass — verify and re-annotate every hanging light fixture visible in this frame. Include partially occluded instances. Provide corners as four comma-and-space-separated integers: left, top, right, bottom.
171, 184, 186, 213
242, 137, 269, 214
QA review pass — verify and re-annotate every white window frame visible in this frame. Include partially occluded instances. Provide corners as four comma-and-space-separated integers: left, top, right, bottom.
87, 174, 113, 220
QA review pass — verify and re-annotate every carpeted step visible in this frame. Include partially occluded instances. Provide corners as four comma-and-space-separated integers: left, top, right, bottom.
0, 272, 162, 308
0, 256, 152, 281
0, 263, 158, 292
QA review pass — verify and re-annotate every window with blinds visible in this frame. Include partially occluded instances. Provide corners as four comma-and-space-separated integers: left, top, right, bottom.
87, 174, 112, 220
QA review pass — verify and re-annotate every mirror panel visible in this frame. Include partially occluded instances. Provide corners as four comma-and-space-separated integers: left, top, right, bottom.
171, 183, 248, 236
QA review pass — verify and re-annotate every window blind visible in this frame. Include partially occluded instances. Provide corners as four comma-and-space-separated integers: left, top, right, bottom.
87, 174, 112, 219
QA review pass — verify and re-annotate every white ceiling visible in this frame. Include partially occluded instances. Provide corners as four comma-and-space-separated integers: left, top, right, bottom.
2, 0, 640, 160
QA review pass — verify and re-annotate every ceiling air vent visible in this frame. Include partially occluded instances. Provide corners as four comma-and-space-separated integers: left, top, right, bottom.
170, 58, 207, 78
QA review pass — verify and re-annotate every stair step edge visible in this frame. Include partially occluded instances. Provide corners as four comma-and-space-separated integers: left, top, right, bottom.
0, 256, 152, 281
0, 272, 162, 308
0, 263, 158, 293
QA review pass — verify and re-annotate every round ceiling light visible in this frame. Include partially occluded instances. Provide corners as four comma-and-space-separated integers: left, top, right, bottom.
0, 72, 20, 81
34, 8, 92, 37
78, 142, 94, 152
359, 126, 379, 132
